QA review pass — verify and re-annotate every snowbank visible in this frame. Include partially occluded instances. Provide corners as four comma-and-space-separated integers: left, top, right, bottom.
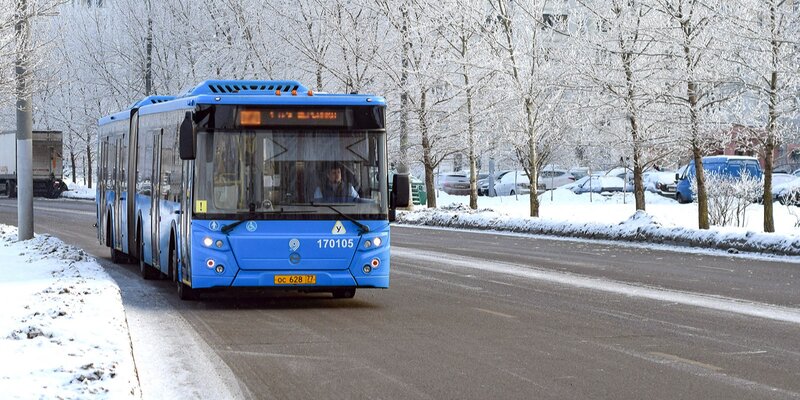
60, 182, 96, 201
397, 206, 800, 256
0, 226, 137, 399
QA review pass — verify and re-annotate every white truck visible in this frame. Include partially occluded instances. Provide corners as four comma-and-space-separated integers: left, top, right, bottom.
0, 130, 67, 198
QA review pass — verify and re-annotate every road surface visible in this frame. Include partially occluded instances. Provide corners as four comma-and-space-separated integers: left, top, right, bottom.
1, 198, 798, 399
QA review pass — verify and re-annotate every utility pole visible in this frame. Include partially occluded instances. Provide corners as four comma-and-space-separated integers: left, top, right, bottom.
15, 0, 33, 241
145, 0, 153, 95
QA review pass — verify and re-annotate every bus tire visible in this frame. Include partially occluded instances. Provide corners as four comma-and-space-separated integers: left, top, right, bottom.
332, 288, 356, 299
139, 240, 158, 280
172, 244, 196, 301
108, 221, 125, 264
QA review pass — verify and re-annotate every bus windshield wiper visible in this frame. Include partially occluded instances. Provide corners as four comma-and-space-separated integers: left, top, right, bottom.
309, 202, 370, 235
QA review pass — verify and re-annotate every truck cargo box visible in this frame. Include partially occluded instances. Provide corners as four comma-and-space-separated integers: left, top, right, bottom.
0, 130, 66, 198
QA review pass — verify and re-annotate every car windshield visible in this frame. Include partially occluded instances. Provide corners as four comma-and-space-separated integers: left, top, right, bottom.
193, 129, 387, 218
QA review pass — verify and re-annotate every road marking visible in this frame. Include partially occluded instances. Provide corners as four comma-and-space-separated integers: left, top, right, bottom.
393, 247, 800, 325
0, 203, 95, 216
695, 265, 735, 273
648, 351, 723, 372
473, 307, 516, 319
721, 350, 768, 356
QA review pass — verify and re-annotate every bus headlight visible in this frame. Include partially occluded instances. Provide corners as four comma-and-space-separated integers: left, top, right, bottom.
372, 237, 382, 247
203, 237, 213, 247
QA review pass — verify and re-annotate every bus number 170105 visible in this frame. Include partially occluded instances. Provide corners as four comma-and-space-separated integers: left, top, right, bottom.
317, 239, 354, 249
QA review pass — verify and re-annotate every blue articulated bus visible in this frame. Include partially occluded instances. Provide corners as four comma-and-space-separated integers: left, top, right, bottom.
97, 80, 409, 300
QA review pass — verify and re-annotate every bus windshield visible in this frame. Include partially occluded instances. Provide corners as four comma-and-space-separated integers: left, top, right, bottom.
194, 129, 388, 218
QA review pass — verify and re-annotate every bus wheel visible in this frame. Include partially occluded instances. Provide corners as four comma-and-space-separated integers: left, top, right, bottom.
139, 241, 158, 280
110, 247, 125, 264
172, 245, 196, 301
332, 288, 356, 299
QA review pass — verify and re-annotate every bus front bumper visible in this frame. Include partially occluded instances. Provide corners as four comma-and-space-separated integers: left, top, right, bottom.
191, 269, 389, 289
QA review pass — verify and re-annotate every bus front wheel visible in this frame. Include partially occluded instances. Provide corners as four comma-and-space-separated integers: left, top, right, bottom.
332, 288, 356, 299
171, 244, 197, 301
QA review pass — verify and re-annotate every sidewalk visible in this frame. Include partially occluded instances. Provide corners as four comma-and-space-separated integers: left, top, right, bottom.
0, 225, 139, 399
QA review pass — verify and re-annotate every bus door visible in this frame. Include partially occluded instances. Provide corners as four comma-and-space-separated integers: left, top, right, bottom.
150, 130, 163, 269
113, 135, 125, 250
98, 139, 108, 243
179, 159, 193, 283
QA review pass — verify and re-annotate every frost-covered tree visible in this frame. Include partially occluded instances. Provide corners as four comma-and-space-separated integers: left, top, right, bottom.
485, 0, 570, 217
568, 0, 676, 212
378, 0, 462, 208
724, 0, 799, 232
437, 0, 498, 209
653, 0, 740, 229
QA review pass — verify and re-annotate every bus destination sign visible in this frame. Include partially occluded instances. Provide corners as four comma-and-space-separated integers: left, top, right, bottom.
240, 108, 347, 127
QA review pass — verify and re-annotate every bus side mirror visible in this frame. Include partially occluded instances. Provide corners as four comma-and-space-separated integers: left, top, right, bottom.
179, 111, 196, 160
675, 173, 680, 181
391, 173, 410, 209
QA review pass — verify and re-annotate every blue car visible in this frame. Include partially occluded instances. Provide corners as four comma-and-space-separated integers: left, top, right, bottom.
675, 156, 762, 203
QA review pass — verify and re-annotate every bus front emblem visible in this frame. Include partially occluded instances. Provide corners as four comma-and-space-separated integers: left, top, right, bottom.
289, 252, 301, 264
289, 239, 300, 251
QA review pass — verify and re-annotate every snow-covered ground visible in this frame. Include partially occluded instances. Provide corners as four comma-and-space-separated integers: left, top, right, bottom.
399, 189, 800, 255
0, 226, 138, 399
60, 181, 97, 201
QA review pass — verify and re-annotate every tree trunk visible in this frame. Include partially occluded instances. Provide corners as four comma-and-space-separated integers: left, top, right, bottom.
692, 143, 709, 229
623, 50, 645, 210
464, 65, 477, 210
419, 90, 436, 208
762, 68, 779, 232
70, 149, 77, 184
86, 141, 93, 189
525, 98, 539, 217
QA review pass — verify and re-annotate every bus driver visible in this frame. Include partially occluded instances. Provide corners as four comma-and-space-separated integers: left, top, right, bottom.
313, 163, 359, 202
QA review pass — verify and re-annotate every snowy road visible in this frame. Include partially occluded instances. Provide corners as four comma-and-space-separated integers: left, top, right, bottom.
1, 198, 799, 399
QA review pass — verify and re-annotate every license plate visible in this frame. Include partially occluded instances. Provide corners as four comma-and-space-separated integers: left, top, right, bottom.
274, 275, 317, 285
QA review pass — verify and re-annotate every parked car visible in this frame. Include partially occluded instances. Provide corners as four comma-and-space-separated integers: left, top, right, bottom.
603, 167, 634, 191
644, 170, 677, 194
569, 167, 590, 180
570, 176, 625, 194
478, 170, 512, 196
494, 170, 530, 196
436, 172, 470, 195
793, 168, 800, 177
675, 156, 763, 204
772, 172, 796, 187
539, 167, 575, 190
774, 176, 800, 206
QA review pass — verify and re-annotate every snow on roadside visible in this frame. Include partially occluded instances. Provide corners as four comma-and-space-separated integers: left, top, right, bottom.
0, 225, 138, 399
398, 205, 800, 256
60, 181, 97, 201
